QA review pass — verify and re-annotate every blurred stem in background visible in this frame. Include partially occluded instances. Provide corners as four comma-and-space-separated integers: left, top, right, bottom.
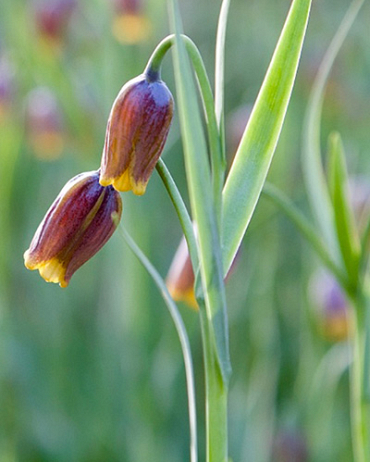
263, 0, 369, 459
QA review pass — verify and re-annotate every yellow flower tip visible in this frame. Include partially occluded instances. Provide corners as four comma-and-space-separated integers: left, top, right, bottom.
24, 250, 68, 288
167, 284, 198, 311
98, 175, 111, 188
131, 180, 147, 196
38, 259, 68, 287
106, 169, 147, 195
23, 249, 35, 270
112, 14, 151, 45
112, 169, 133, 192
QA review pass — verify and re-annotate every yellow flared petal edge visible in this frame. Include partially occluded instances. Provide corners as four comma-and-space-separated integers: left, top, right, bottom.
24, 250, 68, 288
100, 169, 147, 196
167, 283, 198, 311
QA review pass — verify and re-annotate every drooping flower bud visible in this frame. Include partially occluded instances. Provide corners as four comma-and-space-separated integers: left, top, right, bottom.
24, 170, 122, 287
100, 73, 174, 195
166, 235, 198, 309
166, 233, 240, 310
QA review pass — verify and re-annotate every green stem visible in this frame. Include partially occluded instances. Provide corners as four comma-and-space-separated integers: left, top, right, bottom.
156, 156, 228, 462
145, 34, 225, 217
349, 304, 368, 462
156, 159, 198, 272
199, 307, 228, 462
120, 226, 198, 462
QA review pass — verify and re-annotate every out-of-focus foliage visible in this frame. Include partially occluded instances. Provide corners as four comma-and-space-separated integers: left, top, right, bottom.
0, 0, 369, 461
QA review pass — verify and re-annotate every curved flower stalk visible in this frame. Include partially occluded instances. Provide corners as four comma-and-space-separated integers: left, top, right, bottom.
24, 170, 122, 287
23, 0, 313, 459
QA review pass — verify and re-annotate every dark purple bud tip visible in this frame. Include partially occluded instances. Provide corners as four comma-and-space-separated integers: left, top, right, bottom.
100, 74, 174, 195
24, 170, 122, 287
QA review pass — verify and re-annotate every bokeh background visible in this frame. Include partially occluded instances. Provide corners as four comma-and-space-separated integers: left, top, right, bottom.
0, 0, 369, 460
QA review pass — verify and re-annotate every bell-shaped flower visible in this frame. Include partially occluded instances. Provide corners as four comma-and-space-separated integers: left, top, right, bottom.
99, 73, 174, 195
24, 170, 122, 287
166, 233, 241, 310
166, 235, 198, 309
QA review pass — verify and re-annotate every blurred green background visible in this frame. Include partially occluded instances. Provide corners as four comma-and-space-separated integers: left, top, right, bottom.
0, 0, 369, 460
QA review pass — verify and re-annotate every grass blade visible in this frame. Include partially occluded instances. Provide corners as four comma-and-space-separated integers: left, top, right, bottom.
302, 0, 364, 266
222, 0, 312, 275
327, 132, 360, 290
168, 0, 231, 381
215, 0, 231, 150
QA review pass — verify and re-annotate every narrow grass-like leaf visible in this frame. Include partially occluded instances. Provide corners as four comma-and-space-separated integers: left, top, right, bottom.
168, 0, 231, 381
327, 132, 360, 290
120, 227, 198, 462
302, 0, 364, 266
222, 0, 312, 275
215, 0, 231, 151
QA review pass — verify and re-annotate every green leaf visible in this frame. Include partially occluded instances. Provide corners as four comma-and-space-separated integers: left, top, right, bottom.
222, 0, 312, 275
215, 0, 231, 141
168, 0, 231, 382
302, 0, 364, 267
327, 132, 360, 290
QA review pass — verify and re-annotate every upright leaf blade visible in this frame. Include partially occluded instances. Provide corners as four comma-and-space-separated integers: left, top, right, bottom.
222, 0, 312, 275
215, 0, 231, 133
302, 0, 364, 268
327, 132, 360, 290
168, 0, 231, 381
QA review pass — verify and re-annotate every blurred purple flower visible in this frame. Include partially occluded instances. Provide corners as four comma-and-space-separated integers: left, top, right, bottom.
310, 270, 349, 341
25, 86, 64, 160
111, 0, 151, 44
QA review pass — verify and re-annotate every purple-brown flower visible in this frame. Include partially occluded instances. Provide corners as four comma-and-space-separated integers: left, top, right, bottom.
99, 74, 174, 195
166, 235, 198, 309
24, 170, 122, 287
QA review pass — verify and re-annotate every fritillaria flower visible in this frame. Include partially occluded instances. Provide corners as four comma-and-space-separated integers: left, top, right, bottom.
0, 55, 15, 121
25, 87, 64, 160
310, 270, 349, 342
99, 73, 174, 195
24, 170, 122, 287
111, 0, 151, 44
166, 235, 198, 309
166, 234, 239, 310
35, 0, 76, 44
273, 429, 308, 462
